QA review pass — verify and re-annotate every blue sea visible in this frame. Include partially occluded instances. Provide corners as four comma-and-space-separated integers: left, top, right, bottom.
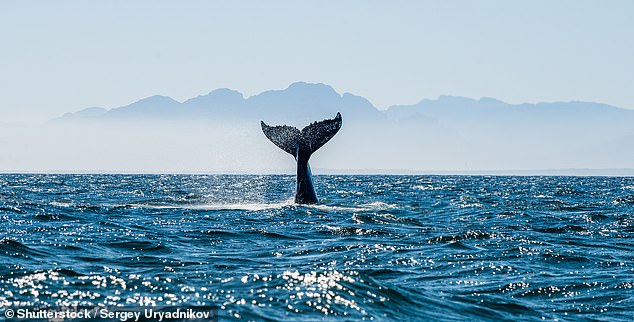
0, 174, 633, 321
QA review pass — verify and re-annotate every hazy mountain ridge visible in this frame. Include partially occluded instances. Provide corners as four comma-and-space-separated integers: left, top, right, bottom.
28, 82, 634, 173
57, 82, 384, 125
57, 81, 634, 127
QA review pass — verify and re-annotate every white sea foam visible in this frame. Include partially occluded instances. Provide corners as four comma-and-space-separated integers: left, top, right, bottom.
305, 201, 397, 213
49, 201, 73, 207
108, 200, 397, 213
112, 201, 294, 212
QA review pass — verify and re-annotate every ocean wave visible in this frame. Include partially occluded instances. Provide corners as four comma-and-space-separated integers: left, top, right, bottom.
0, 174, 632, 320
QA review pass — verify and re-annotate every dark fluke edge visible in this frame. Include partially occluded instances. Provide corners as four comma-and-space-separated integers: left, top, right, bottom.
261, 112, 342, 204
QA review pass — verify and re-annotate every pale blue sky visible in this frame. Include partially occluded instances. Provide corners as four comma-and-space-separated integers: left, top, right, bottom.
1, 0, 633, 123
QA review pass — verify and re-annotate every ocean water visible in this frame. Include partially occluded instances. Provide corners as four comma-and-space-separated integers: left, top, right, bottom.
0, 174, 633, 321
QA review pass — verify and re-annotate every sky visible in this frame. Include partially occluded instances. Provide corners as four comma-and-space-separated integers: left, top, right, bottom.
1, 0, 633, 124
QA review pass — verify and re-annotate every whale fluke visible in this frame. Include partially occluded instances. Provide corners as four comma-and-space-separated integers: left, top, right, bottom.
261, 112, 342, 204
260, 124, 301, 156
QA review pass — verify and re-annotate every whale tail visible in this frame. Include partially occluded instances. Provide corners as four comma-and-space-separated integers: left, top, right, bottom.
261, 112, 342, 158
261, 112, 342, 204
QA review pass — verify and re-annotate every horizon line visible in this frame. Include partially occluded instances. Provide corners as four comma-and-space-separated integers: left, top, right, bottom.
2, 168, 634, 177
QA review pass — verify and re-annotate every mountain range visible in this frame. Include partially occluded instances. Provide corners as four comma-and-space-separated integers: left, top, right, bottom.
57, 82, 384, 125
32, 82, 634, 173
57, 81, 634, 131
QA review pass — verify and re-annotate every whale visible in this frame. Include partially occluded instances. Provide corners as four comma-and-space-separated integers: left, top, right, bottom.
261, 112, 342, 204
